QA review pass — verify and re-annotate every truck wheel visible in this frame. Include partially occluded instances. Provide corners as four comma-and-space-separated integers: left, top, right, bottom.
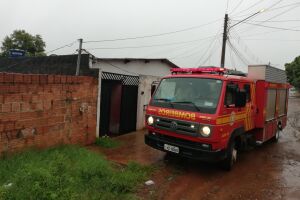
272, 129, 281, 143
221, 141, 237, 171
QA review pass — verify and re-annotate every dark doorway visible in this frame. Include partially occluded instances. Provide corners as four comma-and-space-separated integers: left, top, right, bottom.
100, 72, 139, 137
119, 85, 138, 134
100, 80, 122, 136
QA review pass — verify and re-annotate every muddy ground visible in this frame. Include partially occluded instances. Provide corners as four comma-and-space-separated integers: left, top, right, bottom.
89, 97, 300, 200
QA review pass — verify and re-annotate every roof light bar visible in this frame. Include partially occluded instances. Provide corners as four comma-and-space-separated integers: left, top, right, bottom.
171, 67, 228, 74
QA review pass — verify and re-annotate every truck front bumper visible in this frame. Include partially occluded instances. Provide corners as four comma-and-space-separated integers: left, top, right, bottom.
145, 132, 227, 162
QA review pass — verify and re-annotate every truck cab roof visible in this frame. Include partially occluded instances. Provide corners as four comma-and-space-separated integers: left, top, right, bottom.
164, 73, 254, 83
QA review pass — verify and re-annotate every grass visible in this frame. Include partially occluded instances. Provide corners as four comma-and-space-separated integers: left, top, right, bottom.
0, 146, 152, 200
95, 136, 121, 148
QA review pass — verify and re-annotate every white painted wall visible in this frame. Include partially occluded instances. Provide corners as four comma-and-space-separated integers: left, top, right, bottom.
92, 60, 173, 77
91, 59, 174, 134
136, 75, 162, 130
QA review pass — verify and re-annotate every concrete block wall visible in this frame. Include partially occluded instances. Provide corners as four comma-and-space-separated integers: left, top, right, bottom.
0, 72, 98, 156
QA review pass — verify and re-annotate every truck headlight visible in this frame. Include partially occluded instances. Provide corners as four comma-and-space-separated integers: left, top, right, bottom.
147, 116, 154, 125
201, 126, 211, 137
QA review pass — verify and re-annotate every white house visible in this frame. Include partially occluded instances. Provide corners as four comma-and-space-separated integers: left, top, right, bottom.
91, 58, 179, 137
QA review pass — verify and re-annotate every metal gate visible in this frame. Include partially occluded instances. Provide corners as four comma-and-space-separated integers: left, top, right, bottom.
100, 72, 139, 136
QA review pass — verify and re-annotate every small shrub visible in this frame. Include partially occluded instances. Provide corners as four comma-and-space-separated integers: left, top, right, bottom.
95, 136, 121, 148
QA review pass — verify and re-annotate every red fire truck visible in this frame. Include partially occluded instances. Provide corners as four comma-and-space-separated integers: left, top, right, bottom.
145, 65, 289, 170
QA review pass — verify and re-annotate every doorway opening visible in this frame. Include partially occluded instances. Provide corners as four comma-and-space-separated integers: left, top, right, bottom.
100, 72, 139, 136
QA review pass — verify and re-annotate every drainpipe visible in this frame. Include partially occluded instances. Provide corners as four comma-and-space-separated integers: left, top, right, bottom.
96, 67, 102, 138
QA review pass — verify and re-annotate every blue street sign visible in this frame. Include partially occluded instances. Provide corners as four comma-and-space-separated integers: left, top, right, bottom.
9, 49, 26, 58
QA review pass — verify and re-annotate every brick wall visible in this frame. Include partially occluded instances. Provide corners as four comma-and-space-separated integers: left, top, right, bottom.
0, 72, 98, 156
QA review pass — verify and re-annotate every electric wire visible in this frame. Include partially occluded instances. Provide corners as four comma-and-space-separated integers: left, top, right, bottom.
193, 32, 221, 67
232, 19, 300, 23
45, 40, 77, 54
242, 22, 300, 31
231, 0, 267, 16
229, 0, 244, 15
229, 43, 236, 69
232, 0, 284, 19
237, 25, 300, 37
200, 38, 221, 66
101, 60, 140, 76
170, 40, 213, 60
85, 34, 220, 50
235, 4, 300, 35
144, 41, 203, 58
230, 30, 264, 64
83, 19, 222, 43
237, 38, 300, 42
227, 39, 250, 65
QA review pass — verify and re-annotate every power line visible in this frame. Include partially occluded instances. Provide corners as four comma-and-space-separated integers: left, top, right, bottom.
200, 38, 221, 66
194, 33, 221, 66
233, 0, 283, 18
229, 30, 264, 63
85, 35, 220, 50
170, 40, 211, 60
233, 19, 300, 23
234, 4, 300, 35
235, 38, 300, 42
266, 2, 300, 12
229, 0, 244, 15
83, 19, 222, 43
227, 39, 250, 65
232, 0, 267, 16
45, 40, 77, 54
238, 25, 300, 37
242, 22, 300, 31
101, 60, 140, 76
263, 5, 300, 22
229, 44, 236, 69
144, 41, 200, 58
226, 0, 230, 13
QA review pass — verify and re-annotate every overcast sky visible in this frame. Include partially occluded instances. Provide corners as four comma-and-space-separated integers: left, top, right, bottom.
1, 0, 300, 71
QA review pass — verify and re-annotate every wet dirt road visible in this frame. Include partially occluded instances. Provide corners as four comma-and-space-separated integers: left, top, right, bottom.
89, 97, 300, 200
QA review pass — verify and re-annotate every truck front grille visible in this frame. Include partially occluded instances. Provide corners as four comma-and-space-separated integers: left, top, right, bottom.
154, 116, 199, 137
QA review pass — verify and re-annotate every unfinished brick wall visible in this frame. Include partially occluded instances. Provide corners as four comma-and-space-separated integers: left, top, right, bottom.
0, 72, 98, 156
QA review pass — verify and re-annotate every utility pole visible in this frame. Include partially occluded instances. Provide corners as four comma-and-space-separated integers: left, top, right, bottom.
76, 38, 83, 76
220, 14, 228, 68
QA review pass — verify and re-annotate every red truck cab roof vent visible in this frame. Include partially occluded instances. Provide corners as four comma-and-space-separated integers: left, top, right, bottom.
171, 67, 227, 75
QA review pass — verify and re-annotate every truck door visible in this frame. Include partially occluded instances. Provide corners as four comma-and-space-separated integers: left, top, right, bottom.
222, 82, 248, 128
243, 83, 255, 131
223, 82, 241, 118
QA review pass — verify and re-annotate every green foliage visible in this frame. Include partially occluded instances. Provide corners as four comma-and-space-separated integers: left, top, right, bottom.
95, 137, 121, 148
0, 146, 152, 200
285, 55, 300, 89
1, 30, 46, 57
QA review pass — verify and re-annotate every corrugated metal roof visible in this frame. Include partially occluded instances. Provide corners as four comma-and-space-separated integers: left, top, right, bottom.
95, 58, 180, 68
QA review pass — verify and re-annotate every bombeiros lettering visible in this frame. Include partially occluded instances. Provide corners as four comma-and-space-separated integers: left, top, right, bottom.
158, 109, 196, 120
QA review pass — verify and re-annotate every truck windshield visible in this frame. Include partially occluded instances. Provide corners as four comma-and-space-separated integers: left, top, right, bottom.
150, 77, 223, 114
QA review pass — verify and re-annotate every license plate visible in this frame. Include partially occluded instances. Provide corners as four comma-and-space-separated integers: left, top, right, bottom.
164, 144, 179, 154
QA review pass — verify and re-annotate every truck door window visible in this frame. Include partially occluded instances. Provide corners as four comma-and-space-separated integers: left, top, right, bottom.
244, 84, 251, 102
224, 83, 237, 107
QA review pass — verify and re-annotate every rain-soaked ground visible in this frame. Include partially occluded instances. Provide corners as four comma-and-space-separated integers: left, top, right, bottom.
88, 96, 300, 200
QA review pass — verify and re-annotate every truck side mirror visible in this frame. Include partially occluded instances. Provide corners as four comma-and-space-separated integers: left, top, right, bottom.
235, 91, 247, 107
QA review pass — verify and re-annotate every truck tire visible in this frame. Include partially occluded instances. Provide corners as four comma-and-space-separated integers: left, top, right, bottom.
271, 129, 281, 143
221, 140, 237, 171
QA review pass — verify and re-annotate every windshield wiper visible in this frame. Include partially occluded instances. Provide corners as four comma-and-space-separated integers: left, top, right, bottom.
171, 101, 200, 112
154, 98, 171, 102
153, 98, 174, 108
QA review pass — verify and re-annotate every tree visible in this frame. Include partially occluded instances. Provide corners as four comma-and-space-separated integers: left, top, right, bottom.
285, 55, 300, 89
0, 30, 46, 57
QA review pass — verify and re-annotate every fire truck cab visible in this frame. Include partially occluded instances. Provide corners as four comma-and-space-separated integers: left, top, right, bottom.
145, 66, 288, 170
